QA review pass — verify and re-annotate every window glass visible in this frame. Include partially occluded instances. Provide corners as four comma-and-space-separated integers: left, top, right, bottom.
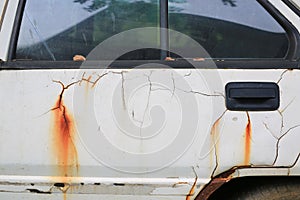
168, 0, 289, 58
16, 0, 159, 60
16, 0, 290, 60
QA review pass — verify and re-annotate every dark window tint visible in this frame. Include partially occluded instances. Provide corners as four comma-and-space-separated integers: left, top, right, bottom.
16, 0, 290, 60
16, 0, 159, 60
169, 0, 289, 58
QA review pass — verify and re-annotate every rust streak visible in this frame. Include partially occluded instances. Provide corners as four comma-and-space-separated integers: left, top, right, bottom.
210, 110, 227, 178
195, 168, 234, 200
186, 178, 197, 200
210, 119, 220, 178
172, 182, 189, 187
52, 98, 78, 177
86, 75, 92, 85
186, 168, 198, 200
196, 178, 230, 200
244, 112, 252, 165
211, 117, 221, 136
51, 81, 79, 181
84, 75, 92, 98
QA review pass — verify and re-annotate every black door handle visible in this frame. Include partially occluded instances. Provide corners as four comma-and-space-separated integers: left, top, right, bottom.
225, 82, 279, 111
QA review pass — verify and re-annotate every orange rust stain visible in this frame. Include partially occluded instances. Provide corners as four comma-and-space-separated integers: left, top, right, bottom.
244, 112, 252, 165
84, 75, 92, 99
186, 177, 198, 200
210, 118, 221, 167
210, 118, 221, 136
85, 76, 92, 89
52, 97, 79, 177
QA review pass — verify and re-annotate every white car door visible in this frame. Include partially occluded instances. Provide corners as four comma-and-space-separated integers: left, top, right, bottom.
0, 0, 299, 199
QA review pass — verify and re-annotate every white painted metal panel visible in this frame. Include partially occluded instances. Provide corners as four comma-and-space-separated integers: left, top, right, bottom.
0, 68, 299, 199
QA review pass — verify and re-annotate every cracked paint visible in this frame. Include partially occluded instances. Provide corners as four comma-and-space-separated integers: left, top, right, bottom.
270, 69, 300, 165
186, 168, 198, 200
49, 72, 111, 174
171, 73, 176, 98
51, 80, 80, 200
3, 68, 300, 200
106, 71, 127, 109
120, 72, 126, 110
177, 88, 224, 98
276, 69, 290, 84
80, 72, 109, 88
205, 69, 299, 181
49, 72, 121, 199
272, 124, 300, 165
261, 98, 300, 167
210, 110, 227, 178
46, 69, 300, 199
139, 71, 153, 136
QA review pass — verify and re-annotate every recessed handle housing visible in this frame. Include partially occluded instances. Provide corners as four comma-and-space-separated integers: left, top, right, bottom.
225, 82, 279, 111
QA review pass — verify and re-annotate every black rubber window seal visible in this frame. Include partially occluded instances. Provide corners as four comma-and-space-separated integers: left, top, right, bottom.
5, 0, 300, 67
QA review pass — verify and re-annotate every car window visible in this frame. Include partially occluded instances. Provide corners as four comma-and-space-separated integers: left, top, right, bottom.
168, 0, 289, 58
15, 0, 289, 60
16, 0, 160, 60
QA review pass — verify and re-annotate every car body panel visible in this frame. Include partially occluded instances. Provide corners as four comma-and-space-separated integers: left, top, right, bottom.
0, 0, 299, 199
0, 68, 300, 199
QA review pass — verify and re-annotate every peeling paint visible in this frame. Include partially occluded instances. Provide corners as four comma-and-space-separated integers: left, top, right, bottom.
244, 112, 252, 165
26, 188, 51, 194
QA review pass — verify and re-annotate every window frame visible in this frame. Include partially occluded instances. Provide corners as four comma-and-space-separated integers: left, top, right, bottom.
283, 0, 300, 17
5, 0, 300, 69
259, 0, 300, 60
